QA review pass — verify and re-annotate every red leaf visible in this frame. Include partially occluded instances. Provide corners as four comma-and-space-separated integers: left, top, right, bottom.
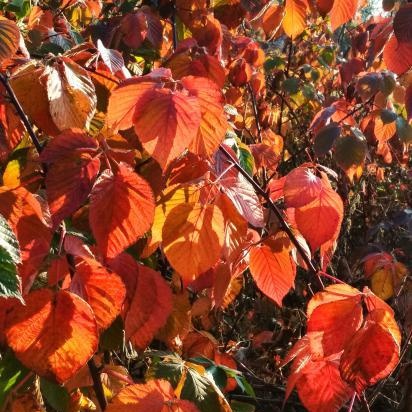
393, 4, 412, 44
40, 129, 101, 227
383, 35, 412, 75
340, 310, 400, 393
89, 164, 155, 259
284, 167, 323, 208
295, 359, 352, 412
0, 186, 52, 291
306, 284, 363, 357
5, 289, 98, 384
124, 265, 173, 349
294, 182, 343, 251
249, 238, 296, 306
133, 87, 201, 169
70, 258, 126, 330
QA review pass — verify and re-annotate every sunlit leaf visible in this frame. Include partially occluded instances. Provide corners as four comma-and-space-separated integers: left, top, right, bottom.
89, 163, 155, 259
162, 202, 225, 282
5, 289, 98, 384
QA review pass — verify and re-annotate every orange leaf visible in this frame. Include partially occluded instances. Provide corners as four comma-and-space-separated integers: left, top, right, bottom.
0, 17, 19, 62
249, 238, 296, 306
107, 79, 160, 131
40, 129, 101, 228
383, 35, 412, 75
282, 0, 307, 38
0, 186, 52, 291
162, 202, 225, 282
133, 87, 201, 169
124, 265, 173, 349
294, 183, 343, 251
306, 285, 363, 357
340, 310, 400, 393
89, 163, 155, 259
106, 379, 199, 412
261, 4, 284, 39
284, 167, 323, 208
5, 289, 98, 384
180, 76, 228, 158
329, 0, 359, 31
70, 258, 126, 330
10, 62, 60, 136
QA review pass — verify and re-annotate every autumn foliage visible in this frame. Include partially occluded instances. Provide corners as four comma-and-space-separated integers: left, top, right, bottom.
0, 0, 411, 411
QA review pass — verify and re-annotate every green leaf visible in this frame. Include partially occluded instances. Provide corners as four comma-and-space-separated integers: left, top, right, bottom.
231, 400, 256, 412
40, 378, 70, 412
334, 130, 367, 170
5, 0, 30, 18
207, 365, 227, 390
237, 143, 255, 177
147, 353, 231, 412
100, 316, 124, 351
380, 109, 397, 124
396, 117, 412, 144
235, 375, 256, 397
0, 214, 22, 301
282, 78, 299, 95
0, 351, 29, 407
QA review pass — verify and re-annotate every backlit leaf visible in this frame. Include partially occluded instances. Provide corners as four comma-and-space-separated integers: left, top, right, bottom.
283, 0, 307, 38
133, 87, 202, 169
306, 285, 363, 357
295, 359, 352, 412
295, 183, 343, 251
340, 310, 400, 393
284, 167, 323, 208
89, 163, 155, 259
181, 76, 228, 158
383, 35, 412, 75
40, 129, 101, 228
0, 214, 21, 301
0, 186, 52, 291
70, 258, 126, 330
249, 238, 296, 306
329, 0, 358, 31
162, 202, 225, 282
5, 289, 98, 384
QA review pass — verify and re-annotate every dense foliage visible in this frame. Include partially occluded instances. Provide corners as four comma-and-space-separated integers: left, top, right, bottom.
0, 0, 411, 411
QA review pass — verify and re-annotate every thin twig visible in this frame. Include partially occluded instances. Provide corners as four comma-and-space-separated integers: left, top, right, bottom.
218, 144, 322, 286
0, 73, 43, 155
